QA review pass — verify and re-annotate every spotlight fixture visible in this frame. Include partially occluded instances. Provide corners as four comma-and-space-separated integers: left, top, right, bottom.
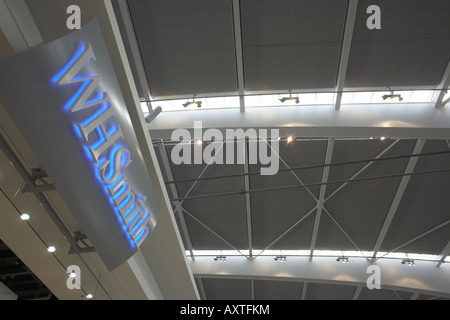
86, 293, 94, 299
401, 259, 415, 266
336, 257, 349, 264
287, 136, 294, 143
382, 88, 403, 102
279, 97, 300, 104
214, 255, 226, 262
68, 272, 77, 278
47, 246, 56, 253
274, 255, 287, 262
182, 100, 202, 108
20, 213, 30, 221
279, 90, 300, 104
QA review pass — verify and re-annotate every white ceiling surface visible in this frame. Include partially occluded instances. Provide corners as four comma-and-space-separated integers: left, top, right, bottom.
109, 0, 450, 300
0, 0, 198, 300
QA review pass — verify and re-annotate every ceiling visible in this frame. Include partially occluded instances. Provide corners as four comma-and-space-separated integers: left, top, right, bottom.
111, 0, 450, 299
116, 0, 450, 100
0, 0, 449, 301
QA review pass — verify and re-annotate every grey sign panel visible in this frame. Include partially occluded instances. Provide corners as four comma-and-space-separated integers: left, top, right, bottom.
0, 19, 159, 270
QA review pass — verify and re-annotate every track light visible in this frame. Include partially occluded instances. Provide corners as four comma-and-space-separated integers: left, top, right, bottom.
279, 90, 299, 104
274, 255, 287, 262
182, 100, 202, 108
279, 97, 300, 104
214, 255, 226, 262
382, 88, 403, 102
336, 257, 349, 264
401, 259, 415, 266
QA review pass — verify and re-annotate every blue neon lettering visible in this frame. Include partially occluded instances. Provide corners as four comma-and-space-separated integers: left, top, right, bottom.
54, 42, 151, 248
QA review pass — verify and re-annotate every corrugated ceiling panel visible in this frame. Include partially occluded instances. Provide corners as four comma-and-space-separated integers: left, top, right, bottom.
345, 0, 450, 88
128, 0, 237, 98
241, 0, 347, 91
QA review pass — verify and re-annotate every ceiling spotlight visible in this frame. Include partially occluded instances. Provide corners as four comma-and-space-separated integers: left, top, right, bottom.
214, 255, 226, 262
47, 246, 56, 253
279, 90, 299, 104
279, 97, 300, 104
382, 88, 403, 102
68, 272, 77, 278
380, 136, 386, 141
20, 213, 30, 221
336, 257, 349, 264
86, 293, 94, 299
182, 100, 202, 108
196, 139, 203, 145
274, 255, 287, 262
287, 136, 294, 143
401, 259, 415, 266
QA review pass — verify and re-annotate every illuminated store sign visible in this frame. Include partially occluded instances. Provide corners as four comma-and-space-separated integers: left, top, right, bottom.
53, 42, 150, 247
0, 20, 159, 270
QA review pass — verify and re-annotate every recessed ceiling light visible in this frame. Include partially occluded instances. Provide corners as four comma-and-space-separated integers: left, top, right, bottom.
20, 213, 30, 220
47, 246, 56, 253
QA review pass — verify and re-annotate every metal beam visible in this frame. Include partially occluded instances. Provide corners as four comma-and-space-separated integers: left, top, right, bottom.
301, 282, 308, 300
189, 256, 450, 298
371, 139, 425, 259
0, 133, 85, 254
266, 140, 318, 203
335, 0, 359, 110
324, 139, 400, 202
148, 102, 450, 140
116, 0, 153, 111
437, 239, 450, 267
232, 0, 245, 112
255, 206, 317, 257
309, 138, 334, 259
432, 59, 450, 108
352, 286, 362, 300
243, 141, 253, 258
158, 143, 195, 260
181, 207, 249, 258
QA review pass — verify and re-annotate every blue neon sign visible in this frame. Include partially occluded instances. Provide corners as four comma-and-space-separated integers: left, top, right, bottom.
53, 42, 151, 247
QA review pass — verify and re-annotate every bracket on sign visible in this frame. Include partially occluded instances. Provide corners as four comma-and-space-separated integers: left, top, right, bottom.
68, 232, 96, 254
21, 168, 56, 193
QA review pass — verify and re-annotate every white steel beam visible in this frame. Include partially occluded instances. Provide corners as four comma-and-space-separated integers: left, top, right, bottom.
116, 0, 153, 111
371, 139, 425, 259
437, 239, 450, 267
324, 139, 400, 202
432, 59, 450, 108
309, 138, 335, 259
148, 103, 450, 140
189, 256, 450, 298
232, 0, 245, 112
335, 0, 358, 110
243, 141, 253, 257
158, 143, 195, 260
181, 207, 249, 259
352, 286, 363, 300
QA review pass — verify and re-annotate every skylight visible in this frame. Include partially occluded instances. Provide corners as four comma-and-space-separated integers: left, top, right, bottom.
141, 90, 436, 113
